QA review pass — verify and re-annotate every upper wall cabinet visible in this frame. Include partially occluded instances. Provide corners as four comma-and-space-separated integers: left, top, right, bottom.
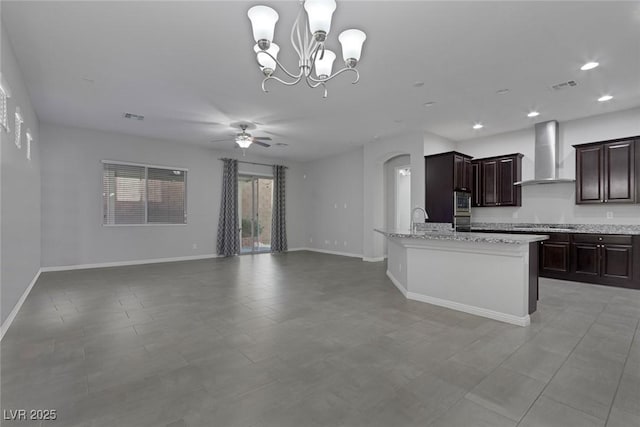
425, 151, 473, 223
473, 153, 523, 207
575, 137, 639, 204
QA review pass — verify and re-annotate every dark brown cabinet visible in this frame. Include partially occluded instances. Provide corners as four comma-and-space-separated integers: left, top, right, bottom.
425, 151, 473, 223
473, 154, 523, 207
575, 137, 639, 204
454, 154, 472, 192
571, 234, 634, 286
539, 234, 570, 278
471, 161, 481, 207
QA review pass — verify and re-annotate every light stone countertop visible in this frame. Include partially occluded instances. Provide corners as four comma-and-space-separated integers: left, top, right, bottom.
375, 228, 548, 245
472, 222, 640, 235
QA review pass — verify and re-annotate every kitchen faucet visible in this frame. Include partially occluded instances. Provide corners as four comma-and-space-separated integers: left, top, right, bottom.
410, 207, 429, 233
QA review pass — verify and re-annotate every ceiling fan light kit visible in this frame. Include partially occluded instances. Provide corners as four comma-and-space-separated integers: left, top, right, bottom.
247, 0, 366, 98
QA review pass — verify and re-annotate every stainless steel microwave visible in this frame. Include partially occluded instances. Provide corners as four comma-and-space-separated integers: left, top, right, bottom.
453, 191, 471, 216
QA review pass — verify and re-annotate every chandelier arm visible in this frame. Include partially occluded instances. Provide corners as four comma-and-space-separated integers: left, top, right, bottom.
303, 43, 322, 81
320, 67, 361, 84
290, 5, 303, 58
261, 74, 304, 93
302, 78, 328, 98
259, 51, 304, 80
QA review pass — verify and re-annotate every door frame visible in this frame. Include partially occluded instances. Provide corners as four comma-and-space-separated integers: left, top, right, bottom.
239, 174, 273, 254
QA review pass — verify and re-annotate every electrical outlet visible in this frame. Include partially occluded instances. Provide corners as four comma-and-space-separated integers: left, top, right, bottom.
606, 211, 614, 219
343, 241, 347, 247
334, 240, 338, 246
334, 203, 338, 209
399, 263, 402, 272
512, 211, 518, 219
344, 203, 348, 209
192, 243, 198, 250
309, 237, 313, 243
324, 240, 330, 245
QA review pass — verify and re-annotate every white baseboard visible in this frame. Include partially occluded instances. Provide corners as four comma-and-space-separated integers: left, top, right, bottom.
40, 254, 218, 272
1, 269, 41, 341
385, 270, 408, 297
385, 271, 530, 327
363, 256, 386, 262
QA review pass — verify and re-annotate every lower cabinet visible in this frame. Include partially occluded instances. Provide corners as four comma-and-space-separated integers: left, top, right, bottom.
539, 234, 570, 278
571, 234, 634, 286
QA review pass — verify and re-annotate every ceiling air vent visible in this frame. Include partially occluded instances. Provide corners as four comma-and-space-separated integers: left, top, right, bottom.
123, 112, 144, 121
551, 80, 577, 91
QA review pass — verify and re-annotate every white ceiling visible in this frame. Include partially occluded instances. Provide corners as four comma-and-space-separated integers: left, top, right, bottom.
3, 1, 640, 161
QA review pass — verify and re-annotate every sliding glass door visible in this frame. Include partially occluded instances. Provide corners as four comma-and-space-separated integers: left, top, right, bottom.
239, 176, 273, 254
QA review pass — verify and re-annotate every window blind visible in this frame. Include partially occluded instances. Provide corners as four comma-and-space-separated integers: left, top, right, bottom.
0, 86, 7, 131
147, 168, 186, 224
102, 162, 187, 225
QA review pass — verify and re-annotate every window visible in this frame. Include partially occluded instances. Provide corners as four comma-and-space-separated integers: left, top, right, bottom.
26, 129, 33, 160
0, 84, 7, 131
102, 162, 187, 225
14, 107, 23, 148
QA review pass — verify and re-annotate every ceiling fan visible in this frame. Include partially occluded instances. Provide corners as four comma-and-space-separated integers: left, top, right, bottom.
211, 123, 272, 149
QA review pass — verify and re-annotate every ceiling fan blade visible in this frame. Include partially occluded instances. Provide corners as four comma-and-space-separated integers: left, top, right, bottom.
253, 136, 272, 141
253, 140, 271, 147
210, 138, 231, 143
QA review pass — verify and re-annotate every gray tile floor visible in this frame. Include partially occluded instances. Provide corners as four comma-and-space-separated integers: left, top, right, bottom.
1, 251, 639, 427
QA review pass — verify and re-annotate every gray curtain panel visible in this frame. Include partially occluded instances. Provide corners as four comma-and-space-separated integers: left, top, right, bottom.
271, 165, 288, 252
216, 159, 239, 257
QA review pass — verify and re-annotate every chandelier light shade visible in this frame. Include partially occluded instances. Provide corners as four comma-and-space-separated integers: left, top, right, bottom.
247, 6, 279, 49
338, 29, 366, 66
254, 43, 280, 75
248, 0, 366, 98
314, 49, 336, 78
303, 0, 337, 41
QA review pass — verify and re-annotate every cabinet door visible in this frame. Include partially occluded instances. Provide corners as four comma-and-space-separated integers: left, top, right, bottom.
576, 145, 604, 203
605, 141, 635, 203
498, 157, 517, 206
454, 155, 466, 191
464, 158, 473, 192
572, 243, 600, 277
540, 242, 570, 273
482, 160, 498, 206
601, 244, 633, 281
471, 161, 481, 207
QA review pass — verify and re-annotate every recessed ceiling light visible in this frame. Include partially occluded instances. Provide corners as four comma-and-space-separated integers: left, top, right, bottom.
598, 95, 613, 102
472, 123, 483, 130
423, 101, 436, 107
580, 62, 599, 71
413, 81, 425, 87
496, 89, 510, 95
527, 111, 540, 118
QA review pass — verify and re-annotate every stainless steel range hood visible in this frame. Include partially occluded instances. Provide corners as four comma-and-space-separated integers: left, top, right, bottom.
514, 120, 575, 186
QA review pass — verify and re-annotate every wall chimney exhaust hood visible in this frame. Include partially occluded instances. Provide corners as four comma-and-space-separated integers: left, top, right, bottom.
514, 120, 575, 186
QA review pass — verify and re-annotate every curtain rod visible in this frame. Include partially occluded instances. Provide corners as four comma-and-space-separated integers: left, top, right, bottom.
218, 158, 288, 169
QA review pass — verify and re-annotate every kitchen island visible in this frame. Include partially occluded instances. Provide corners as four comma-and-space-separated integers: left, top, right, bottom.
376, 228, 548, 326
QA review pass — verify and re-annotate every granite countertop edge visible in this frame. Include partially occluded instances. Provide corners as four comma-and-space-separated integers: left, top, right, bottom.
471, 222, 640, 235
375, 228, 548, 245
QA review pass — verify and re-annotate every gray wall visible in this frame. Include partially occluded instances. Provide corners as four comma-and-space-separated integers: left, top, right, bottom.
1, 23, 41, 325
456, 107, 640, 224
303, 147, 364, 256
40, 123, 305, 267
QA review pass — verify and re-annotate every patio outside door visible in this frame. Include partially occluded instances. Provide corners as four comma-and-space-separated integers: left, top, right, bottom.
239, 176, 273, 254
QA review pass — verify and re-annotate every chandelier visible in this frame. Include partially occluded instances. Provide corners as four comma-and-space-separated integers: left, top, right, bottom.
247, 0, 366, 98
